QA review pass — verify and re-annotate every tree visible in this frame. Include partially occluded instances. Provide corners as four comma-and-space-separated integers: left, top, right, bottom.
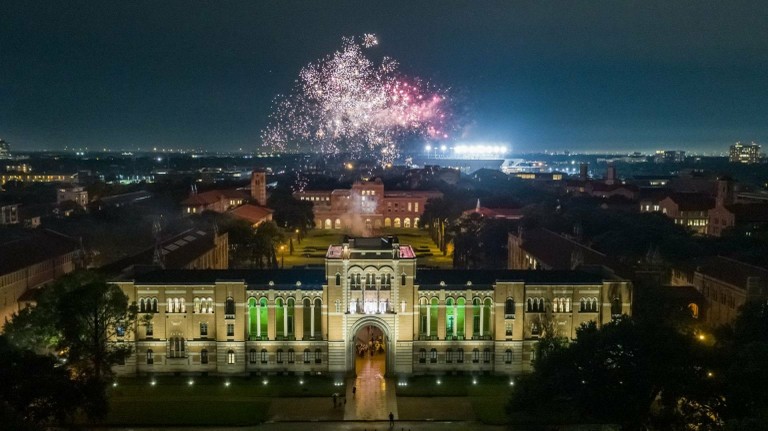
4, 271, 140, 421
267, 189, 314, 233
509, 317, 722, 429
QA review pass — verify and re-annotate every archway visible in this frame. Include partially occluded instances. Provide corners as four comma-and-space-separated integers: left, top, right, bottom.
348, 317, 392, 377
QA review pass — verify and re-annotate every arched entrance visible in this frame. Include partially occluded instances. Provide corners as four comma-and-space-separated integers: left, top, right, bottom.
348, 317, 393, 376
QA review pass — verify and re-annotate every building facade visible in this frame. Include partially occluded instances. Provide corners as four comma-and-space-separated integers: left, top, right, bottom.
293, 179, 441, 231
729, 142, 761, 164
113, 237, 632, 377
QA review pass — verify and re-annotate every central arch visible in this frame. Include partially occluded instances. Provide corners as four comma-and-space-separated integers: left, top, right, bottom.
347, 316, 394, 376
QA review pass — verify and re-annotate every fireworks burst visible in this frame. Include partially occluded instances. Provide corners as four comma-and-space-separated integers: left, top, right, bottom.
261, 34, 455, 165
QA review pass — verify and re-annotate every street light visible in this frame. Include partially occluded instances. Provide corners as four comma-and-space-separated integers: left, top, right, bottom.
279, 245, 285, 269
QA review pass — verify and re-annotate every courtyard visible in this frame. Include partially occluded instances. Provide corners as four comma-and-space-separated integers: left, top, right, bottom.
277, 228, 452, 269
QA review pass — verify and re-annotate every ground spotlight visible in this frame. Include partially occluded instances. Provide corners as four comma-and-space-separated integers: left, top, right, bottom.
188, 379, 194, 386
262, 379, 268, 385
225, 381, 231, 387
150, 380, 157, 386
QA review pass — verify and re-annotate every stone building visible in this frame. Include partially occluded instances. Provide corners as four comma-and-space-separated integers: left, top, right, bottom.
113, 236, 632, 377
293, 179, 441, 231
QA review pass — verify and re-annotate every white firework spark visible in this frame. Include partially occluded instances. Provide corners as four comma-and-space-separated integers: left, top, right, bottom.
261, 34, 455, 165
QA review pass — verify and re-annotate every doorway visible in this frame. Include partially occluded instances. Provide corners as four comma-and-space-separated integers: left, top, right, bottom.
354, 323, 386, 377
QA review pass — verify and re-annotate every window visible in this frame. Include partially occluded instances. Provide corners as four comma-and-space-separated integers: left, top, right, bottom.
304, 349, 311, 364
276, 349, 284, 364
430, 348, 437, 363
504, 298, 516, 318
168, 337, 186, 358
225, 297, 235, 317
315, 348, 322, 364
227, 323, 234, 337
335, 273, 341, 285
505, 322, 513, 336
483, 348, 492, 363
146, 322, 153, 337
146, 349, 154, 365
445, 348, 453, 363
249, 349, 257, 364
472, 348, 480, 363
418, 348, 426, 364
287, 349, 295, 364
457, 348, 464, 363
227, 350, 235, 364
200, 322, 208, 337
201, 349, 209, 364
504, 349, 513, 364
116, 322, 126, 338
611, 297, 622, 317
261, 349, 268, 364
401, 273, 406, 286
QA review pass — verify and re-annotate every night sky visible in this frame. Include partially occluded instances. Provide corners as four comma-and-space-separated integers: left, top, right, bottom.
2, 1, 767, 153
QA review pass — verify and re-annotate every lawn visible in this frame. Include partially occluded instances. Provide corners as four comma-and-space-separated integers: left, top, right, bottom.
396, 374, 511, 425
103, 374, 344, 426
279, 228, 452, 269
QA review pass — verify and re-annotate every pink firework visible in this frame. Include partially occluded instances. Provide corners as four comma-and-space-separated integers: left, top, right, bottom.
261, 34, 456, 165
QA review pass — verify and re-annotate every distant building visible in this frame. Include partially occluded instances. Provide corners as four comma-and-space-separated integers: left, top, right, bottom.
250, 170, 267, 206
507, 228, 621, 273
0, 204, 19, 225
0, 140, 10, 159
100, 228, 229, 276
708, 179, 768, 236
691, 257, 768, 326
654, 150, 686, 163
0, 172, 76, 187
229, 204, 274, 227
462, 200, 523, 221
729, 142, 761, 164
294, 178, 441, 231
0, 230, 81, 327
57, 186, 89, 207
181, 189, 250, 215
658, 193, 714, 234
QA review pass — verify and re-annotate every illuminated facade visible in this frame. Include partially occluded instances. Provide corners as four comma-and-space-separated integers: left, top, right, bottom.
113, 237, 632, 377
293, 179, 441, 231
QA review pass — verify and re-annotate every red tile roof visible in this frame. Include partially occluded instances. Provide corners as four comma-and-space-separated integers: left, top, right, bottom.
229, 204, 273, 225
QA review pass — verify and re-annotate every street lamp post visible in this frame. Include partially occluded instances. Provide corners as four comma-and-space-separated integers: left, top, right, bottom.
280, 245, 285, 269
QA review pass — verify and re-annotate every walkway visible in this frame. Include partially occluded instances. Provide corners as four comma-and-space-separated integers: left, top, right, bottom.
344, 353, 397, 420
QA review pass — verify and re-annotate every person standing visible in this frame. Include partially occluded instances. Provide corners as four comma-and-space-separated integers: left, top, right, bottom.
389, 411, 394, 428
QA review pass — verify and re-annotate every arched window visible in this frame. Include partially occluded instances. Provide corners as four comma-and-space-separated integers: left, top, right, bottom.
249, 349, 257, 364
275, 298, 285, 337
504, 349, 513, 364
227, 350, 235, 364
580, 298, 586, 312
225, 297, 235, 316
404, 217, 411, 228
472, 298, 481, 337
382, 273, 392, 289
334, 218, 341, 229
445, 348, 453, 363
430, 298, 439, 338
401, 273, 406, 286
335, 273, 341, 286
146, 349, 154, 365
418, 348, 427, 363
324, 219, 332, 229
394, 218, 401, 228
315, 348, 322, 364
418, 297, 429, 338
287, 349, 295, 363
446, 297, 455, 337
688, 303, 699, 319
201, 349, 208, 364
304, 348, 311, 364
527, 298, 533, 312
303, 298, 312, 338
384, 217, 391, 227
139, 298, 146, 313
313, 298, 322, 338
194, 297, 200, 313
505, 298, 515, 317
286, 298, 295, 337
430, 348, 437, 363
414, 217, 420, 228
168, 336, 186, 358
152, 298, 158, 312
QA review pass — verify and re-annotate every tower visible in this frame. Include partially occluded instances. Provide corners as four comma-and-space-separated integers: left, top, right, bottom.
604, 164, 617, 185
250, 170, 266, 206
716, 177, 734, 207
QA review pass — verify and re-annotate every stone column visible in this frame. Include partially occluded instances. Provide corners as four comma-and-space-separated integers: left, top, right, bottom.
295, 301, 304, 341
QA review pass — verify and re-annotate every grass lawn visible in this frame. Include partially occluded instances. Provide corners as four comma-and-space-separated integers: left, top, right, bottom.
103, 374, 344, 426
279, 228, 452, 269
396, 374, 511, 425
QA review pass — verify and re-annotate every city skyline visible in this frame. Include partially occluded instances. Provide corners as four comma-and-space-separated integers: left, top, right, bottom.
2, 1, 768, 153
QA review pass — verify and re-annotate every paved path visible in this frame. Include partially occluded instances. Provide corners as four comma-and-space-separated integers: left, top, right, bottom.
344, 353, 397, 421
99, 421, 505, 431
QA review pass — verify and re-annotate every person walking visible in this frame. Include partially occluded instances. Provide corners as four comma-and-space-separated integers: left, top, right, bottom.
389, 411, 394, 428
352, 386, 356, 397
